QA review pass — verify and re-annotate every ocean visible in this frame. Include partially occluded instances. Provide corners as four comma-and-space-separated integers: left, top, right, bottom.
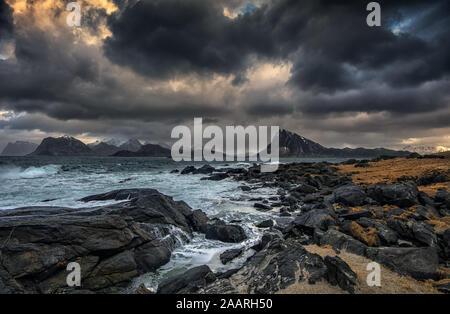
0, 156, 349, 291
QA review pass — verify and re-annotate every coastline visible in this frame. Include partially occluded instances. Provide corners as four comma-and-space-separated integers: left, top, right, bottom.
0, 155, 449, 294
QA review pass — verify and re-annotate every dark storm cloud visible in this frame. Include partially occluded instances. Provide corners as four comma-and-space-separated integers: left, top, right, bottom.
0, 0, 13, 41
0, 0, 449, 149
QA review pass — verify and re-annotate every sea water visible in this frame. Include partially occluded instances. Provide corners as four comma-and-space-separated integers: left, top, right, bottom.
0, 156, 348, 291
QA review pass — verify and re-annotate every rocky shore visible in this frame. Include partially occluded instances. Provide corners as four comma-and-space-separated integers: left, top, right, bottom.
0, 189, 245, 293
159, 155, 449, 294
1, 155, 449, 294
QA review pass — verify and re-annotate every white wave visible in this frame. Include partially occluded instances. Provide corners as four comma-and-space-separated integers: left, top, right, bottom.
0, 164, 61, 180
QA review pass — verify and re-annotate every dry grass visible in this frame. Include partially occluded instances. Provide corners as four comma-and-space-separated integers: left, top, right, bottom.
300, 245, 441, 294
336, 157, 449, 195
426, 216, 450, 233
349, 221, 379, 246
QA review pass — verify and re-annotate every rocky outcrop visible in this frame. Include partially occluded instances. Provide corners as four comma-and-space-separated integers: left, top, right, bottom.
0, 188, 245, 293
366, 182, 419, 207
157, 265, 216, 294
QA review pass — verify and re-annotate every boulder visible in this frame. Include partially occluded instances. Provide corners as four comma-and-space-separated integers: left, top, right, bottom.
201, 173, 228, 181
293, 208, 335, 232
220, 248, 243, 264
340, 210, 373, 220
366, 247, 439, 280
157, 265, 216, 294
253, 203, 272, 211
320, 229, 367, 256
357, 217, 398, 245
195, 164, 215, 174
366, 182, 419, 207
256, 219, 274, 228
333, 184, 371, 206
324, 256, 357, 294
205, 222, 247, 243
181, 166, 196, 175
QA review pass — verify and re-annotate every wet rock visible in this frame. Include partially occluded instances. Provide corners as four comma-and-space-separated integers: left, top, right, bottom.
157, 265, 216, 294
333, 184, 371, 206
295, 184, 317, 194
239, 185, 251, 192
205, 221, 247, 243
187, 209, 209, 232
256, 219, 274, 228
181, 166, 196, 175
0, 188, 205, 293
195, 164, 215, 174
324, 256, 357, 294
253, 203, 272, 211
201, 173, 228, 181
220, 248, 243, 264
366, 182, 419, 207
198, 238, 328, 294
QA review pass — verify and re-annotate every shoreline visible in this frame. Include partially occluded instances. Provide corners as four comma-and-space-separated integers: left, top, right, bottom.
0, 155, 449, 294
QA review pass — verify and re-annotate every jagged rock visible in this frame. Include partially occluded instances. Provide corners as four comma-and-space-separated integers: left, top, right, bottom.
198, 238, 328, 294
292, 208, 335, 232
220, 248, 243, 264
333, 184, 371, 206
201, 173, 228, 181
320, 229, 367, 256
324, 256, 357, 294
205, 221, 247, 243
181, 166, 196, 175
255, 219, 274, 228
187, 209, 209, 232
340, 210, 373, 220
365, 247, 439, 280
253, 203, 272, 211
366, 182, 419, 207
357, 217, 398, 245
157, 265, 216, 294
0, 189, 204, 293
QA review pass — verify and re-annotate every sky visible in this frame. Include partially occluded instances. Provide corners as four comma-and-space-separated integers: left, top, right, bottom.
0, 0, 449, 151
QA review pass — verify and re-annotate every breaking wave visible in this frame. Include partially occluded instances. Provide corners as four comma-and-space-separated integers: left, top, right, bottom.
0, 164, 61, 180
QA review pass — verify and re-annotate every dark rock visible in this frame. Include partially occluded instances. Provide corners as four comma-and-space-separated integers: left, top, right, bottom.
411, 221, 438, 248
340, 210, 373, 220
291, 208, 335, 232
324, 256, 357, 294
170, 169, 179, 174
366, 247, 439, 280
256, 219, 274, 228
295, 184, 317, 194
333, 184, 371, 206
195, 164, 215, 174
220, 248, 243, 264
434, 282, 450, 294
187, 209, 209, 232
366, 182, 419, 207
320, 230, 367, 256
357, 217, 398, 245
181, 166, 196, 175
239, 185, 251, 192
205, 222, 247, 243
157, 265, 216, 294
197, 238, 328, 294
0, 188, 205, 293
201, 173, 228, 181
253, 203, 272, 211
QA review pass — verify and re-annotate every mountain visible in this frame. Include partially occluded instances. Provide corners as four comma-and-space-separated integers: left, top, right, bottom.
1, 141, 38, 156
402, 145, 449, 155
119, 139, 142, 152
90, 142, 121, 156
113, 144, 171, 157
29, 136, 94, 156
105, 138, 125, 147
277, 129, 410, 158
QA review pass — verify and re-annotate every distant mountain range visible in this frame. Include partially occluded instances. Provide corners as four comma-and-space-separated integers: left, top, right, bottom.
5, 129, 418, 158
276, 129, 411, 158
1, 141, 38, 156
